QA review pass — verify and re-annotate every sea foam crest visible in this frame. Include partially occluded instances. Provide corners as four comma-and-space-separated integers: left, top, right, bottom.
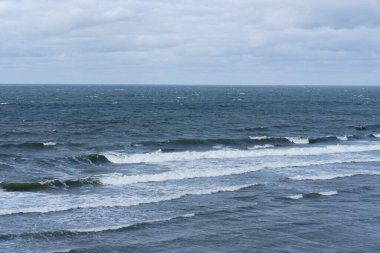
286, 194, 303, 200
102, 143, 380, 164
372, 133, 380, 138
0, 184, 254, 216
247, 144, 274, 150
97, 157, 380, 185
286, 191, 338, 200
68, 213, 195, 234
249, 136, 269, 140
43, 142, 57, 146
318, 191, 338, 196
289, 171, 380, 181
285, 137, 310, 144
336, 135, 348, 141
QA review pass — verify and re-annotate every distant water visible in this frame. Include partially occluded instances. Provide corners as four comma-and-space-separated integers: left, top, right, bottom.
1, 85, 380, 252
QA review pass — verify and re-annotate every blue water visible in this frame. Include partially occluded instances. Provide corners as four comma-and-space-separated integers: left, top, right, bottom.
0, 85, 380, 252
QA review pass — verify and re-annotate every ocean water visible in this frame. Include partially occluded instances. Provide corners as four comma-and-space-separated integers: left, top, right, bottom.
0, 85, 380, 253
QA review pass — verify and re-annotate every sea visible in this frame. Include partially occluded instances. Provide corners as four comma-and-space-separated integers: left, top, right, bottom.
0, 85, 380, 253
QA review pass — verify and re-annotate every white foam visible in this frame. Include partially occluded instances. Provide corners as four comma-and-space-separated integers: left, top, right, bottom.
287, 194, 303, 200
289, 171, 380, 181
98, 157, 380, 185
373, 134, 380, 138
43, 142, 57, 146
249, 136, 268, 140
69, 224, 131, 233
285, 137, 309, 144
103, 143, 380, 164
0, 184, 254, 216
337, 135, 348, 141
318, 191, 338, 196
247, 144, 274, 150
0, 102, 8, 105
180, 213, 196, 218
68, 213, 195, 233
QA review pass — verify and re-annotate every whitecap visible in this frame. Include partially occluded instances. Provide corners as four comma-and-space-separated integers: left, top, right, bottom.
337, 135, 348, 141
318, 191, 338, 196
286, 194, 303, 200
247, 144, 274, 150
285, 137, 309, 144
97, 157, 380, 185
102, 143, 380, 164
289, 171, 380, 181
249, 136, 268, 140
43, 142, 57, 146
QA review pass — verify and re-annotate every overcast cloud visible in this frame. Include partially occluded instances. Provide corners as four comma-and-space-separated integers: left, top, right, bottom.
0, 0, 380, 85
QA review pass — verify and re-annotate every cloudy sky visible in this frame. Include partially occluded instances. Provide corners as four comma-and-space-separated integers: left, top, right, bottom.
0, 0, 379, 85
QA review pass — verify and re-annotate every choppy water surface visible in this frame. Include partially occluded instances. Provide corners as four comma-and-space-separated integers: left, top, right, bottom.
0, 85, 380, 252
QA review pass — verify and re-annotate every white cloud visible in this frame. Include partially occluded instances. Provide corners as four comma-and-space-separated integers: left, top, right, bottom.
0, 0, 379, 84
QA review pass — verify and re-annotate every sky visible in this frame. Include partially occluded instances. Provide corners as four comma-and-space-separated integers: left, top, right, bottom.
0, 0, 380, 85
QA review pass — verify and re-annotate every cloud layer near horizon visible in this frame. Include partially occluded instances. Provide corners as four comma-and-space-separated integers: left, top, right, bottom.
1, 0, 380, 85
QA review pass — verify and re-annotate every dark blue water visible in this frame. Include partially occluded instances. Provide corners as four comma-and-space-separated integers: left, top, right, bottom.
1, 85, 380, 252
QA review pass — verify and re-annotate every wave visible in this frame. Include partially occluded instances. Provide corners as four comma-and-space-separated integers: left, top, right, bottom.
102, 144, 380, 164
0, 213, 197, 241
248, 135, 350, 145
69, 213, 195, 234
96, 157, 380, 185
43, 142, 57, 146
285, 137, 310, 144
0, 178, 101, 192
0, 102, 9, 105
0, 184, 255, 215
248, 136, 309, 144
74, 154, 111, 164
134, 137, 255, 149
131, 134, 353, 152
371, 133, 380, 138
247, 144, 274, 150
4, 157, 380, 191
249, 136, 269, 140
289, 171, 380, 181
0, 142, 57, 149
354, 124, 380, 131
232, 126, 268, 132
286, 191, 338, 200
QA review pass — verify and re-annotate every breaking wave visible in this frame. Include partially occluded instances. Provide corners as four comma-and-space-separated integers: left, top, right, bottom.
286, 191, 338, 200
289, 171, 380, 181
0, 178, 101, 192
0, 184, 255, 215
102, 143, 380, 164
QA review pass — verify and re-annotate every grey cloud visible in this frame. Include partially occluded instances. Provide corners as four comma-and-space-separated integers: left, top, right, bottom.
0, 0, 379, 84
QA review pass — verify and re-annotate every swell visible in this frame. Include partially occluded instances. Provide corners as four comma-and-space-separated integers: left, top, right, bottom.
132, 134, 353, 150
0, 178, 101, 192
0, 142, 57, 149
73, 154, 111, 165
286, 191, 338, 200
0, 213, 197, 240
